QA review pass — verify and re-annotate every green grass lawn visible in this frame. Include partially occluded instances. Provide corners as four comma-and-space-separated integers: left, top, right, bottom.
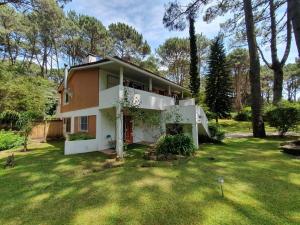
0, 138, 299, 225
214, 119, 278, 133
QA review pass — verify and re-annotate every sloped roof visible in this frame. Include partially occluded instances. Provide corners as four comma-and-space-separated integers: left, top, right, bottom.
59, 56, 187, 92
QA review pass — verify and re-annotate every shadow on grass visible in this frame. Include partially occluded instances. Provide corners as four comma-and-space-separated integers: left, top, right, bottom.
0, 137, 299, 225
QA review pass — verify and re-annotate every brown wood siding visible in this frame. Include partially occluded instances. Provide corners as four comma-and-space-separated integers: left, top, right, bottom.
73, 115, 96, 138
74, 117, 79, 133
61, 68, 99, 113
88, 115, 96, 137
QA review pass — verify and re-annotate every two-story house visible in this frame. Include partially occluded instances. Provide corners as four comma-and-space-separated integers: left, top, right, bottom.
57, 55, 210, 157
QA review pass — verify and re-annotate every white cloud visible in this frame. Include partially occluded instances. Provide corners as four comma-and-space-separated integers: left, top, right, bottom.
65, 0, 222, 50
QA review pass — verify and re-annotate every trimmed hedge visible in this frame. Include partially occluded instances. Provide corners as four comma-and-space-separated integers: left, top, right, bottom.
156, 134, 195, 156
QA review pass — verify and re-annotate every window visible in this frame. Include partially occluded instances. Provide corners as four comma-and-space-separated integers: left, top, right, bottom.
64, 118, 71, 133
80, 116, 88, 132
64, 92, 69, 104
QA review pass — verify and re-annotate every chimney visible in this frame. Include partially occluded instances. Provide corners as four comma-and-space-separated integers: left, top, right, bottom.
64, 64, 68, 89
84, 54, 98, 63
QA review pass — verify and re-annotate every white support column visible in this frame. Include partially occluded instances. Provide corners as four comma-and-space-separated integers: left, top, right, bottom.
116, 104, 123, 158
116, 66, 124, 158
149, 78, 152, 91
120, 66, 124, 86
160, 113, 166, 135
192, 123, 199, 149
96, 110, 101, 150
168, 85, 171, 96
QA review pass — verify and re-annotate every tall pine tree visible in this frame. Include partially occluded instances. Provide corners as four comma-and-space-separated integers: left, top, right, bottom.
205, 36, 232, 122
188, 16, 200, 101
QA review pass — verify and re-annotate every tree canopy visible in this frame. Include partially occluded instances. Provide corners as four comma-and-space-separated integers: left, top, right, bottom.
109, 22, 150, 62
205, 36, 232, 122
0, 61, 57, 116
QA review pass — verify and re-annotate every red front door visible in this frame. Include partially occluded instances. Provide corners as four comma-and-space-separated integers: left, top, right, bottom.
123, 116, 133, 144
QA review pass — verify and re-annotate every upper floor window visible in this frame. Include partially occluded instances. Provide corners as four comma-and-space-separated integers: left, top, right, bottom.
80, 116, 88, 132
64, 92, 69, 105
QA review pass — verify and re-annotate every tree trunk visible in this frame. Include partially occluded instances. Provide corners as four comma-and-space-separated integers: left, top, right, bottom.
5, 34, 14, 65
235, 67, 243, 111
266, 90, 270, 103
257, 0, 291, 104
272, 64, 284, 104
288, 0, 300, 58
269, 0, 283, 104
243, 0, 266, 138
23, 135, 28, 152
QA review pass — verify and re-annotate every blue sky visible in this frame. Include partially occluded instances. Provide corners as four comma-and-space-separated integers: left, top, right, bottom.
65, 0, 298, 64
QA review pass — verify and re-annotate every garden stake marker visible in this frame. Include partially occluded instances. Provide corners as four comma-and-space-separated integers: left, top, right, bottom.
218, 177, 224, 197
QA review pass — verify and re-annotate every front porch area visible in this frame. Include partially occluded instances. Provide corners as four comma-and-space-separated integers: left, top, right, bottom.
99, 107, 163, 158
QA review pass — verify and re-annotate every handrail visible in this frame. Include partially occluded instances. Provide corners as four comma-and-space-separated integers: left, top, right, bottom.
197, 106, 210, 136
124, 86, 175, 101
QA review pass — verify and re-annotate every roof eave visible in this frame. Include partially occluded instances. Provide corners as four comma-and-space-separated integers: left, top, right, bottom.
106, 56, 188, 92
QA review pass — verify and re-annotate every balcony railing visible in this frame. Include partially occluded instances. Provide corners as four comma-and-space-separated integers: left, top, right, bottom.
99, 85, 175, 110
99, 85, 120, 109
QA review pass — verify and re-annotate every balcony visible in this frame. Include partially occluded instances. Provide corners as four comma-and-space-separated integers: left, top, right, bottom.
99, 85, 175, 110
164, 104, 210, 136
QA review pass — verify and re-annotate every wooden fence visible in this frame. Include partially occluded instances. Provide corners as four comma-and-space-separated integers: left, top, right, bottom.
30, 119, 63, 140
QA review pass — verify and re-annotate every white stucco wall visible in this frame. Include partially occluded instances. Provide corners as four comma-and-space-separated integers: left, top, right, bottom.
164, 105, 196, 124
99, 85, 176, 111
125, 87, 175, 110
133, 122, 161, 143
99, 69, 107, 90
99, 85, 120, 109
133, 121, 144, 143
179, 98, 195, 106
143, 124, 161, 143
64, 139, 98, 155
98, 108, 116, 150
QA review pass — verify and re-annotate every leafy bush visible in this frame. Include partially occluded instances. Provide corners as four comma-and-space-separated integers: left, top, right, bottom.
265, 103, 300, 136
202, 105, 216, 121
208, 123, 225, 142
0, 110, 20, 129
68, 132, 95, 141
0, 130, 23, 151
156, 134, 195, 156
234, 107, 252, 121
